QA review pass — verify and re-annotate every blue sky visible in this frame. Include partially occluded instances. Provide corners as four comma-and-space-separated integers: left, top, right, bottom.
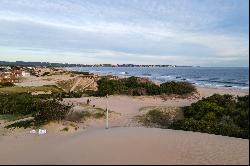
0, 0, 249, 66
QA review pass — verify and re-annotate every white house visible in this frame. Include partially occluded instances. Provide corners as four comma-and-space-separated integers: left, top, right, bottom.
22, 71, 31, 77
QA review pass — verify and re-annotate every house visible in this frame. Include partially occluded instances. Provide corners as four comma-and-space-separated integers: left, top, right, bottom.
0, 69, 23, 83
13, 70, 23, 77
0, 72, 16, 83
21, 71, 31, 77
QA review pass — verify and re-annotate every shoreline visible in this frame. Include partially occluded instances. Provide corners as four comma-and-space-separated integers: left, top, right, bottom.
65, 67, 249, 93
196, 86, 249, 97
13, 67, 249, 97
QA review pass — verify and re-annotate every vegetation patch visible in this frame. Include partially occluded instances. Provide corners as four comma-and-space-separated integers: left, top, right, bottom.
160, 81, 196, 95
5, 119, 35, 129
61, 127, 69, 132
136, 94, 249, 139
66, 111, 91, 122
136, 107, 183, 128
0, 114, 31, 122
0, 85, 63, 94
66, 107, 106, 123
41, 72, 51, 76
170, 94, 249, 139
0, 93, 72, 129
95, 76, 196, 96
0, 85, 85, 99
33, 99, 72, 126
70, 71, 92, 75
0, 82, 15, 88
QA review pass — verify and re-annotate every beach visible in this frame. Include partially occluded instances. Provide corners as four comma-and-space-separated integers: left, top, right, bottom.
1, 0, 249, 164
0, 70, 249, 165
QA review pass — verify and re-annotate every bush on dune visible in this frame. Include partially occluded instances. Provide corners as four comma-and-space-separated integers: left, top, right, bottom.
33, 99, 71, 126
136, 94, 248, 139
41, 72, 50, 76
96, 76, 196, 96
96, 77, 127, 96
170, 94, 249, 139
160, 81, 196, 95
0, 82, 15, 88
0, 93, 72, 128
138, 109, 172, 128
0, 93, 39, 115
5, 119, 35, 129
70, 71, 92, 75
53, 91, 83, 98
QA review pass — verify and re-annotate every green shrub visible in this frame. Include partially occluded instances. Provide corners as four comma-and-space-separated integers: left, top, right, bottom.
61, 127, 69, 132
160, 81, 196, 95
5, 119, 35, 129
96, 76, 196, 96
71, 71, 92, 75
142, 109, 172, 128
0, 93, 72, 128
55, 91, 83, 98
33, 99, 71, 126
96, 77, 127, 96
0, 93, 39, 115
66, 111, 91, 122
0, 82, 15, 88
137, 94, 249, 138
82, 90, 97, 96
66, 109, 105, 122
93, 111, 105, 119
171, 94, 249, 139
0, 114, 31, 122
41, 72, 50, 76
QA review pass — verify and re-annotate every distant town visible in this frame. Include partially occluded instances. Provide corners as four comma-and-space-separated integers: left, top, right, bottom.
0, 61, 199, 84
0, 61, 196, 68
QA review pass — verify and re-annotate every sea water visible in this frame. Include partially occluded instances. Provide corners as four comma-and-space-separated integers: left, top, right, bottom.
66, 67, 249, 90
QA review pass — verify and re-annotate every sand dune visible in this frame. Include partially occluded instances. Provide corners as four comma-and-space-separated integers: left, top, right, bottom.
64, 95, 197, 129
1, 74, 249, 165
0, 127, 248, 165
63, 86, 248, 129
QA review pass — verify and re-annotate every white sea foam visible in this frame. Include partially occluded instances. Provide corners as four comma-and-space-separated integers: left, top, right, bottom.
67, 67, 249, 90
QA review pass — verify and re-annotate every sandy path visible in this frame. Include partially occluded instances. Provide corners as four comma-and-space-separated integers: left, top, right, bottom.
64, 87, 248, 129
64, 95, 195, 128
0, 127, 248, 165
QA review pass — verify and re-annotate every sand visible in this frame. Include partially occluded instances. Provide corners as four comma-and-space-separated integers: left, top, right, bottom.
0, 127, 248, 165
64, 95, 195, 129
15, 74, 74, 87
63, 87, 248, 129
1, 73, 249, 164
196, 86, 248, 97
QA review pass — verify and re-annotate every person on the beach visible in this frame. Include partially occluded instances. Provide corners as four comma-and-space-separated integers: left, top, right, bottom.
87, 99, 90, 105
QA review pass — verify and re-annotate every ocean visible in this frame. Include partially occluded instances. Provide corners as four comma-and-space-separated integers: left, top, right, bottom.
66, 67, 249, 90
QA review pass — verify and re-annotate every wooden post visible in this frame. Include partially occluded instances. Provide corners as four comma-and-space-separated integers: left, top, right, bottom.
106, 94, 109, 129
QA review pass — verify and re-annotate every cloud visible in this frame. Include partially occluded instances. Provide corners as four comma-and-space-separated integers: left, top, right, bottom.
0, 0, 248, 66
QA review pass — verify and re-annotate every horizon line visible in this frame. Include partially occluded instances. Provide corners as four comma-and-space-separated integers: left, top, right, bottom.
0, 60, 249, 68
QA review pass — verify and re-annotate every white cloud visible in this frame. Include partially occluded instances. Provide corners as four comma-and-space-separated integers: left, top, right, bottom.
0, 0, 248, 66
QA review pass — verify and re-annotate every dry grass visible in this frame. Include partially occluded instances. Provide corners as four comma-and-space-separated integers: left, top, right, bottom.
136, 106, 184, 128
0, 85, 63, 94
66, 105, 106, 123
0, 114, 32, 122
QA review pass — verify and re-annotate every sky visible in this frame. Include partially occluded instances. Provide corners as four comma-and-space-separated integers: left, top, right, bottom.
0, 0, 249, 67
